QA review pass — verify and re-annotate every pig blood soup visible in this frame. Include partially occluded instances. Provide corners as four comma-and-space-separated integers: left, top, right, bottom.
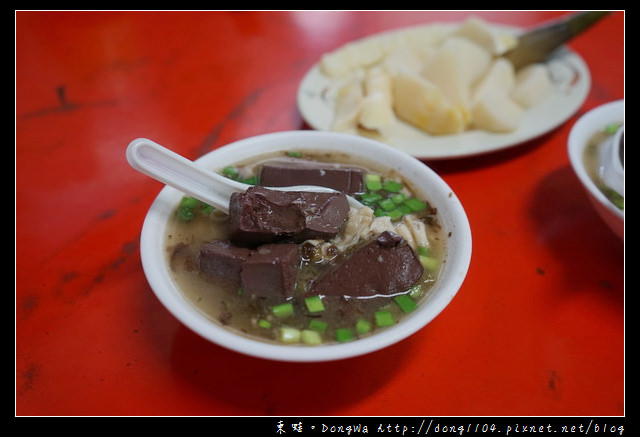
164, 151, 447, 346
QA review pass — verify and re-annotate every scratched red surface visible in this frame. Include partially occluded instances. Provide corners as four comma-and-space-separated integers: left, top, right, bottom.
15, 11, 624, 417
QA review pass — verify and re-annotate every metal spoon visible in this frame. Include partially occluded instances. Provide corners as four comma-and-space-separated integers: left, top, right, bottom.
126, 137, 363, 214
503, 11, 612, 70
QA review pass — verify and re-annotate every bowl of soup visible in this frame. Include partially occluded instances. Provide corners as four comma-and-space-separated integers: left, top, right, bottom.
137, 130, 472, 362
568, 100, 624, 239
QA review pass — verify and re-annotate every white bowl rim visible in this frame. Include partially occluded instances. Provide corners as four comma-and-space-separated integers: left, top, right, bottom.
139, 130, 472, 362
567, 100, 624, 221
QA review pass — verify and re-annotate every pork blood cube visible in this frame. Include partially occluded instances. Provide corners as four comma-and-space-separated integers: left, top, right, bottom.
240, 243, 300, 298
198, 239, 300, 298
228, 186, 350, 245
308, 231, 424, 297
258, 158, 365, 194
199, 240, 251, 283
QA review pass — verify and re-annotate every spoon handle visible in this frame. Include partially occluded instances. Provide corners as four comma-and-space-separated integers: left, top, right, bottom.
126, 138, 245, 214
503, 11, 612, 69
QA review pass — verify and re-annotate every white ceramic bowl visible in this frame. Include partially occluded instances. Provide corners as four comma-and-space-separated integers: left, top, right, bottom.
567, 100, 624, 239
138, 131, 472, 362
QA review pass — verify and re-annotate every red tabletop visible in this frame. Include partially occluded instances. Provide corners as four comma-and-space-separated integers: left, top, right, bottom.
16, 11, 624, 418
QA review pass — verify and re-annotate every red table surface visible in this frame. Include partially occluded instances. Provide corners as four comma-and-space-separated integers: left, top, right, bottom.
15, 11, 624, 417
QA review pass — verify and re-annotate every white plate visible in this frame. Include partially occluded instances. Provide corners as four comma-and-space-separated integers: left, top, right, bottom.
297, 24, 591, 160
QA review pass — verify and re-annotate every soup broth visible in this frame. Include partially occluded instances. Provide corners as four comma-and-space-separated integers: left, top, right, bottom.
165, 150, 447, 346
583, 122, 624, 210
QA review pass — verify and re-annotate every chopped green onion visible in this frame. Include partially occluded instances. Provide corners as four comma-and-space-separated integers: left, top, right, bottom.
355, 319, 372, 334
374, 207, 406, 220
308, 319, 328, 333
278, 326, 301, 343
222, 166, 257, 185
609, 191, 624, 209
391, 193, 407, 204
604, 122, 621, 134
378, 198, 397, 211
272, 302, 294, 318
384, 209, 405, 220
404, 198, 427, 212
257, 319, 272, 329
600, 185, 624, 210
177, 197, 199, 221
177, 196, 215, 221
304, 296, 325, 313
177, 206, 195, 221
397, 204, 412, 214
417, 246, 431, 257
374, 310, 395, 327
382, 180, 403, 193
301, 329, 323, 345
335, 328, 354, 342
222, 165, 239, 179
199, 203, 214, 215
359, 192, 383, 205
393, 294, 418, 313
286, 151, 302, 158
420, 255, 440, 271
365, 173, 383, 191
242, 176, 257, 185
357, 175, 429, 220
407, 284, 423, 299
179, 197, 199, 208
